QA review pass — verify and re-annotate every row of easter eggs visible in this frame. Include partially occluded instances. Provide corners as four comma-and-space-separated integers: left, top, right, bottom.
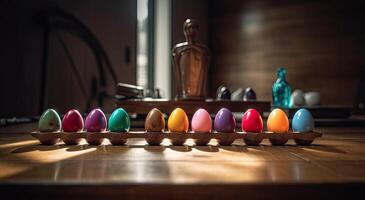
38, 108, 130, 133
38, 107, 314, 133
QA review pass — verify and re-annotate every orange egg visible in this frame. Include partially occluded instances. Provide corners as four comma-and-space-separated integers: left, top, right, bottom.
267, 108, 289, 133
168, 108, 189, 132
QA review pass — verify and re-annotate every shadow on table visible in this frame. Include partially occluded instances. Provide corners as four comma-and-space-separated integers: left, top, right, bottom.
169, 145, 192, 152
9, 143, 277, 154
11, 144, 68, 153
144, 145, 166, 152
194, 145, 219, 152
11, 143, 127, 154
10, 140, 343, 155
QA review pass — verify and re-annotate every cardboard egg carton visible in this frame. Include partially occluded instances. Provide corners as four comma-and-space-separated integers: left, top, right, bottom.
30, 131, 322, 146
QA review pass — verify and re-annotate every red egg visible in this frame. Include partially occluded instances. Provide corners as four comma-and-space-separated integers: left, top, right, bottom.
62, 109, 84, 132
241, 109, 263, 133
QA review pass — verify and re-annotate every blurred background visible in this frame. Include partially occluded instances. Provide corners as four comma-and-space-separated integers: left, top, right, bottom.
1, 0, 365, 118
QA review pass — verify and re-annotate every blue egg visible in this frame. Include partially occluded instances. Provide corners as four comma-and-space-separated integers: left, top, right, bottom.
292, 108, 314, 132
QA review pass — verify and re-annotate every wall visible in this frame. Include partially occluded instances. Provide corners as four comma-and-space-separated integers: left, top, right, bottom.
0, 0, 136, 117
208, 0, 365, 106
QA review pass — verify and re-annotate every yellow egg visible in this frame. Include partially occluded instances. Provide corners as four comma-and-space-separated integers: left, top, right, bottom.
168, 108, 189, 132
267, 108, 289, 133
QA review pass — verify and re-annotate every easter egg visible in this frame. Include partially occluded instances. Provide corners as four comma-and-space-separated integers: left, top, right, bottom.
191, 108, 212, 133
305, 92, 321, 106
292, 108, 314, 132
145, 108, 165, 132
290, 89, 305, 107
243, 87, 256, 101
38, 109, 61, 132
214, 108, 236, 133
231, 88, 244, 101
168, 108, 189, 132
216, 86, 231, 100
62, 109, 84, 132
241, 109, 263, 133
267, 108, 289, 133
85, 108, 107, 132
108, 108, 130, 132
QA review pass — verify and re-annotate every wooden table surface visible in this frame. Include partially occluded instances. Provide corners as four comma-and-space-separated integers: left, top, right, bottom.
1, 123, 365, 199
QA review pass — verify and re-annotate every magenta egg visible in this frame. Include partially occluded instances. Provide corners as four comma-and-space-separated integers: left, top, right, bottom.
62, 109, 84, 132
214, 108, 236, 133
191, 108, 212, 133
85, 108, 107, 132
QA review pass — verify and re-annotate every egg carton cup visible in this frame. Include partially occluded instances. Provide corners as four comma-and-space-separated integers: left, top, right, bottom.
30, 131, 322, 146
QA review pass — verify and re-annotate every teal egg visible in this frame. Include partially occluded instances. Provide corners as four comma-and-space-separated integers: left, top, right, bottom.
38, 109, 61, 132
292, 108, 314, 132
108, 108, 130, 132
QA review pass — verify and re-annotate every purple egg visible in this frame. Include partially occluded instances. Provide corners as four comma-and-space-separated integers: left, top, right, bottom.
214, 108, 236, 132
85, 108, 107, 132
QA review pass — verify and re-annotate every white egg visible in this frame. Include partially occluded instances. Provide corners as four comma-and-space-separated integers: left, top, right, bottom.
290, 89, 305, 107
305, 92, 321, 106
231, 88, 244, 101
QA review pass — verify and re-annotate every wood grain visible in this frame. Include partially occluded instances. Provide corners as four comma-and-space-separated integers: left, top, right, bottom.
1, 123, 365, 199
207, 0, 365, 106
29, 131, 322, 146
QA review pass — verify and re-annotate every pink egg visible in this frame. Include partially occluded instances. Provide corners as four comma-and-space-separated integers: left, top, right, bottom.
191, 108, 212, 133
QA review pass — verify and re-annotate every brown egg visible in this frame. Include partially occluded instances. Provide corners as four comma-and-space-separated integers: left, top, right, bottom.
145, 108, 165, 132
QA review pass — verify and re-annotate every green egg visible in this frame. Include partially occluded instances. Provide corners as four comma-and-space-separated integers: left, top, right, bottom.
108, 108, 130, 132
38, 109, 61, 132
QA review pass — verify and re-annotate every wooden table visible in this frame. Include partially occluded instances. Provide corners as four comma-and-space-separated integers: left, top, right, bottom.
1, 124, 365, 199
